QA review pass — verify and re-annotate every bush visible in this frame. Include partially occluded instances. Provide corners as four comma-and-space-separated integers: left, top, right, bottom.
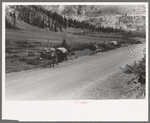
6, 48, 13, 53
6, 17, 13, 29
72, 44, 85, 51
19, 57, 27, 62
26, 59, 40, 65
6, 55, 19, 59
35, 56, 41, 60
13, 54, 19, 58
28, 52, 35, 56
116, 43, 121, 48
82, 44, 90, 49
122, 57, 145, 84
123, 59, 145, 75
19, 56, 41, 65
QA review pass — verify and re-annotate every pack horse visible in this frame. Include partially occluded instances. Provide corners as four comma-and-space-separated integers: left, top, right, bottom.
89, 43, 98, 55
40, 47, 58, 68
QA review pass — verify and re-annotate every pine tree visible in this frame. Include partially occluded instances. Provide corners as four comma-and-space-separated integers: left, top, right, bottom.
54, 20, 57, 32
42, 16, 44, 29
13, 11, 16, 27
33, 10, 36, 26
47, 11, 51, 29
62, 38, 68, 48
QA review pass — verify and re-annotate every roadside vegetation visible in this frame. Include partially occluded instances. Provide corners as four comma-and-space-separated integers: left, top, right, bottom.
120, 52, 146, 98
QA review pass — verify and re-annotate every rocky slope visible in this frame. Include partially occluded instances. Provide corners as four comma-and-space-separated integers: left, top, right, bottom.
43, 5, 146, 30
5, 5, 146, 31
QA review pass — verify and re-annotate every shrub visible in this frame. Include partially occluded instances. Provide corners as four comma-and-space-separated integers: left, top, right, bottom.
19, 57, 27, 62
28, 52, 35, 56
121, 57, 145, 84
26, 59, 40, 65
72, 44, 85, 51
6, 17, 13, 29
35, 56, 41, 60
116, 43, 121, 48
6, 55, 19, 59
13, 54, 19, 58
6, 48, 13, 53
123, 59, 145, 75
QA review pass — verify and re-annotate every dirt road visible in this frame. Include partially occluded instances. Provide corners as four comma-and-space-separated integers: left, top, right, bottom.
5, 44, 145, 100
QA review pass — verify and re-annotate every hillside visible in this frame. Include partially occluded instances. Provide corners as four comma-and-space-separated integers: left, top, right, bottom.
42, 5, 145, 17
43, 5, 146, 31
5, 5, 146, 32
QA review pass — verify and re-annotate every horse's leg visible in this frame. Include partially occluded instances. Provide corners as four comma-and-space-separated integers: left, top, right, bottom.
60, 56, 62, 62
65, 54, 67, 61
63, 55, 65, 61
53, 59, 55, 67
44, 59, 46, 68
56, 57, 58, 65
70, 52, 72, 59
56, 60, 58, 65
49, 61, 51, 67
44, 62, 45, 68
63, 54, 66, 61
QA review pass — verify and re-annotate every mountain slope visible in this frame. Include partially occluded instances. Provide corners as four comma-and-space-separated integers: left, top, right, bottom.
42, 5, 146, 30
5, 5, 146, 32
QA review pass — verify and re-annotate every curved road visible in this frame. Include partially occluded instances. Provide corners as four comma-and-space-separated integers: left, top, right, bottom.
5, 43, 145, 100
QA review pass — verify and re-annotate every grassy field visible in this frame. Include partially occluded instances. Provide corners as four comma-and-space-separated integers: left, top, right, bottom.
5, 20, 146, 73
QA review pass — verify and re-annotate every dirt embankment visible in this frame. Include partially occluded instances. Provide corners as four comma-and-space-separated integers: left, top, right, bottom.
97, 71, 145, 99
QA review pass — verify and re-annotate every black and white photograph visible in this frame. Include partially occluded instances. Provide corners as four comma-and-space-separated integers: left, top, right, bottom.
2, 2, 148, 121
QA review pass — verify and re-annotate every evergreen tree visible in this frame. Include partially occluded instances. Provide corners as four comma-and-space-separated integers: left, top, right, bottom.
42, 16, 44, 29
13, 11, 16, 27
47, 11, 51, 29
62, 38, 68, 48
54, 20, 57, 32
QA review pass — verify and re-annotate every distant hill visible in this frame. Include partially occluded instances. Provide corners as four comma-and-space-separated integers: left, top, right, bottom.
5, 5, 146, 32
42, 5, 145, 16
42, 5, 146, 31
